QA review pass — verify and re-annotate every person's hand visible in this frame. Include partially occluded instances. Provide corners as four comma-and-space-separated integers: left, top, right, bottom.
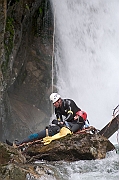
74, 115, 78, 120
60, 121, 64, 125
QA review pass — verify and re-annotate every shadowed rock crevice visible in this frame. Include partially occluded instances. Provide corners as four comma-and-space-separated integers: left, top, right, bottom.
0, 0, 54, 142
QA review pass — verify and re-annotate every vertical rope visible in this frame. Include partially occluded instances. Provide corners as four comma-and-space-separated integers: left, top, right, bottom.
51, 5, 55, 93
51, 3, 56, 114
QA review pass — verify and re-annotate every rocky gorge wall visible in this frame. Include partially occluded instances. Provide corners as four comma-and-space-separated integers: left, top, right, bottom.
0, 0, 54, 142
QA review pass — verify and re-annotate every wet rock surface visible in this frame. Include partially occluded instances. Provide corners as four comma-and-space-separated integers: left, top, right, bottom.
25, 133, 115, 162
0, 0, 54, 142
0, 132, 115, 179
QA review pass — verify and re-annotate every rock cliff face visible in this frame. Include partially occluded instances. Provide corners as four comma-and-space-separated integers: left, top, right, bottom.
0, 0, 54, 141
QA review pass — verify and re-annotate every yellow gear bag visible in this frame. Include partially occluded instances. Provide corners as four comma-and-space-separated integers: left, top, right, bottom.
43, 127, 72, 145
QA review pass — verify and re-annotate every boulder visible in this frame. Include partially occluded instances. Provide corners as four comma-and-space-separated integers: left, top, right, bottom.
24, 133, 115, 162
0, 133, 115, 179
0, 142, 50, 180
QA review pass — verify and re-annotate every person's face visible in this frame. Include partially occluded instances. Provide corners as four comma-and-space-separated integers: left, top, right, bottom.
53, 99, 62, 108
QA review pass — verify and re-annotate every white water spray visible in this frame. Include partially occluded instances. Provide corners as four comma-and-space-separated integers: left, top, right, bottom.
51, 0, 119, 144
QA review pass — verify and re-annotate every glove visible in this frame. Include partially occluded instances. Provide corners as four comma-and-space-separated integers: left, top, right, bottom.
52, 119, 58, 125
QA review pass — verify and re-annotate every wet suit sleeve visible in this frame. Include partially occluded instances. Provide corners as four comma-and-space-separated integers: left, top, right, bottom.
53, 108, 64, 128
55, 108, 63, 122
64, 101, 74, 122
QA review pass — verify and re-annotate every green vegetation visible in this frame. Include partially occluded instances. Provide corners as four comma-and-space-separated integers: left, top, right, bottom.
25, 4, 30, 11
1, 17, 14, 75
39, 7, 43, 15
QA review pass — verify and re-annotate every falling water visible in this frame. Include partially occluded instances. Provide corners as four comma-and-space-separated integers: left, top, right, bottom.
51, 0, 119, 144
27, 1, 119, 179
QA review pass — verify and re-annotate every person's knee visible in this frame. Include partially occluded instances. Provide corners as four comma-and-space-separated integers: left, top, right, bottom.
72, 123, 83, 132
47, 126, 59, 136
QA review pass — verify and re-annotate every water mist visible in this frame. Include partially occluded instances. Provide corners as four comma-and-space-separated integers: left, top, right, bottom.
51, 0, 119, 144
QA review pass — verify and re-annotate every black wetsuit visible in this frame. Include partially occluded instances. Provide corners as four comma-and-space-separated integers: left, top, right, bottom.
54, 99, 85, 133
55, 99, 80, 121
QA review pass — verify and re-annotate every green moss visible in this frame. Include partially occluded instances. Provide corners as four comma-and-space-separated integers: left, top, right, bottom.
39, 7, 43, 15
25, 4, 30, 11
1, 17, 14, 75
32, 0, 51, 37
38, 0, 46, 15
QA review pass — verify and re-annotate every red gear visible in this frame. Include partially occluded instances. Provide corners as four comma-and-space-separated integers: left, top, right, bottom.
76, 110, 87, 121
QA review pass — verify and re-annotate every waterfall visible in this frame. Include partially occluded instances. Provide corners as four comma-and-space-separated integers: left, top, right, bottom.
50, 0, 119, 144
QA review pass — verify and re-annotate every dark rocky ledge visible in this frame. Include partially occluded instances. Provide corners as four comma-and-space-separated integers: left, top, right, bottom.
0, 133, 115, 179
25, 133, 115, 162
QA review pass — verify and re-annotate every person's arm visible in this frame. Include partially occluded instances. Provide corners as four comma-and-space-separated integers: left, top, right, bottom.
64, 101, 74, 122
52, 108, 64, 125
55, 108, 63, 121
64, 110, 73, 122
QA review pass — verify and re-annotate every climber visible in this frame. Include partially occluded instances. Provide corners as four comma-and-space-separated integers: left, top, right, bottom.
50, 92, 89, 132
75, 110, 90, 129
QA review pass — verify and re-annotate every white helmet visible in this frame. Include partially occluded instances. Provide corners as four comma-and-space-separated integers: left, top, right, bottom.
50, 93, 61, 103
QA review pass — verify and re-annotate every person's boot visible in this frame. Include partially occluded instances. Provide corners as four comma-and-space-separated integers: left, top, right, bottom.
6, 133, 40, 147
6, 139, 20, 146
6, 139, 13, 146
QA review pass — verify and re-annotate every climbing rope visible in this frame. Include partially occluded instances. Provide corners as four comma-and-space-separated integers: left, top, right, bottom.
51, 4, 56, 93
51, 4, 56, 114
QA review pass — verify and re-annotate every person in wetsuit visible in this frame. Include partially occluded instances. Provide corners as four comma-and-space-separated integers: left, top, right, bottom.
50, 93, 86, 133
6, 93, 87, 147
6, 124, 61, 146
